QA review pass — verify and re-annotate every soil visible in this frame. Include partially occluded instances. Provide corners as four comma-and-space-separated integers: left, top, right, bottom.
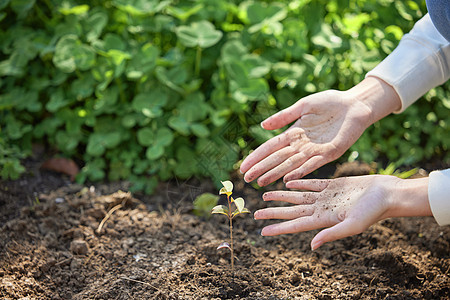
1, 159, 449, 299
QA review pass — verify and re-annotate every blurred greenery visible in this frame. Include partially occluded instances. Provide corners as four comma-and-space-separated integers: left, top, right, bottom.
0, 0, 448, 189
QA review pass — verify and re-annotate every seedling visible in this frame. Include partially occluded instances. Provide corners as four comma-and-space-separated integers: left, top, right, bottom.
211, 180, 250, 274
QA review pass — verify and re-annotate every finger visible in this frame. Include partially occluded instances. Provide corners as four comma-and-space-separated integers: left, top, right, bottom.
254, 205, 315, 220
257, 152, 309, 186
260, 216, 323, 236
285, 179, 330, 192
262, 191, 317, 204
244, 146, 297, 184
283, 154, 330, 182
261, 101, 305, 130
310, 218, 364, 250
240, 134, 290, 174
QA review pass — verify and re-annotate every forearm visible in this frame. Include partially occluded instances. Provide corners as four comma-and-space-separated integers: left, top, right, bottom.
386, 177, 432, 219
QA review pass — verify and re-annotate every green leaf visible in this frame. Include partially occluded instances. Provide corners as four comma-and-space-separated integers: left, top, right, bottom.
55, 130, 79, 152
176, 20, 223, 48
154, 128, 173, 147
86, 132, 122, 156
106, 49, 131, 65
311, 23, 342, 49
137, 128, 154, 147
126, 43, 159, 79
166, 4, 203, 22
211, 205, 229, 216
230, 78, 269, 103
122, 114, 137, 128
85, 10, 108, 42
132, 90, 168, 118
112, 0, 170, 16
0, 0, 10, 10
220, 180, 233, 194
233, 197, 245, 213
146, 145, 164, 160
179, 93, 209, 122
59, 4, 89, 15
168, 116, 190, 135
10, 0, 35, 15
232, 207, 250, 217
53, 35, 96, 73
221, 40, 248, 63
193, 192, 219, 218
190, 123, 209, 138
0, 158, 25, 180
46, 89, 72, 112
154, 66, 185, 94
244, 2, 287, 25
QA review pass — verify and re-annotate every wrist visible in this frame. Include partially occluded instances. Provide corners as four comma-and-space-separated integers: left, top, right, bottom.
346, 76, 402, 126
385, 177, 432, 219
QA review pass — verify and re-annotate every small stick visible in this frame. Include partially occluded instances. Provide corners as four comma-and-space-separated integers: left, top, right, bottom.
55, 256, 73, 266
96, 200, 126, 234
120, 277, 159, 291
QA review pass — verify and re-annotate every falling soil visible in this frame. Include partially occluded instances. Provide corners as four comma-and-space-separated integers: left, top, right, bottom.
1, 160, 449, 299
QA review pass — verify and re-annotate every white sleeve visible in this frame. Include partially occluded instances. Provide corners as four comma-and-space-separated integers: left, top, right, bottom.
428, 168, 450, 226
366, 14, 450, 113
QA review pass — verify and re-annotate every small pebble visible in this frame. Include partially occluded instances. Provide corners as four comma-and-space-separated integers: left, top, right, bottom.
70, 239, 89, 255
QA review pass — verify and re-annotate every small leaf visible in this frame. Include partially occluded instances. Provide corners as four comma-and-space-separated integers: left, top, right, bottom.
190, 123, 209, 138
59, 4, 90, 15
220, 180, 233, 195
217, 242, 231, 251
211, 205, 229, 216
233, 197, 245, 213
193, 193, 219, 218
175, 20, 223, 48
146, 145, 164, 160
137, 128, 154, 147
232, 207, 251, 218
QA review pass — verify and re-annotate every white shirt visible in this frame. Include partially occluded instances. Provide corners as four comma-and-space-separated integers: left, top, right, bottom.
366, 14, 450, 225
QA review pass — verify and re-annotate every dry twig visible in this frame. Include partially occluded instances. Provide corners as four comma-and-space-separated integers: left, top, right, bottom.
120, 277, 160, 291
96, 199, 127, 234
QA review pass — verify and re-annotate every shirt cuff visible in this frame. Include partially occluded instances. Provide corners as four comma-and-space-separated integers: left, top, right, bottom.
428, 168, 450, 226
366, 14, 450, 113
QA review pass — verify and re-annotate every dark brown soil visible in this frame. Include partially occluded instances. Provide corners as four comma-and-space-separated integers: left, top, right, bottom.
1, 160, 449, 299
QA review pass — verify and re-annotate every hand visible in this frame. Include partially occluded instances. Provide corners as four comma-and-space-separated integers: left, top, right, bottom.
254, 175, 431, 250
239, 77, 401, 187
240, 90, 371, 186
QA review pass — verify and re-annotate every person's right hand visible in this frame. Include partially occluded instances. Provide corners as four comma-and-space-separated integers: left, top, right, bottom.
253, 175, 431, 250
240, 77, 402, 187
240, 89, 372, 186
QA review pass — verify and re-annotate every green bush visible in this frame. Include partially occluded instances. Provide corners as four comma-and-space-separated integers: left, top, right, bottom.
0, 0, 448, 190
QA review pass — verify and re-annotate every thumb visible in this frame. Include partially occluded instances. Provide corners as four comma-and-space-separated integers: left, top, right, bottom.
310, 219, 364, 251
261, 100, 304, 130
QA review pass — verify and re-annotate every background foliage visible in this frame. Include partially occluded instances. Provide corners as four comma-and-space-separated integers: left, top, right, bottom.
0, 0, 448, 191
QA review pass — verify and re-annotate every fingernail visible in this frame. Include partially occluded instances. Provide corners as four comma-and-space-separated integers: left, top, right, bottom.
260, 121, 265, 129
239, 169, 243, 174
311, 240, 323, 251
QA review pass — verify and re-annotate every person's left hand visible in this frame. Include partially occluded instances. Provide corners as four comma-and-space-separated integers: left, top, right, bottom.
253, 175, 400, 250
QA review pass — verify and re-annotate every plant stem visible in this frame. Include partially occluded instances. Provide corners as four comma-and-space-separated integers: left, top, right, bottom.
228, 195, 234, 275
230, 213, 234, 273
195, 46, 202, 77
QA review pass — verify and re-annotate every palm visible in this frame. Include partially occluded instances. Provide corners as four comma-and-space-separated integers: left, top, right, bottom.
240, 90, 370, 186
254, 176, 396, 249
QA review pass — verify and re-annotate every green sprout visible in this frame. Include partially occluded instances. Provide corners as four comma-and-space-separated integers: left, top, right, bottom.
211, 180, 250, 274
